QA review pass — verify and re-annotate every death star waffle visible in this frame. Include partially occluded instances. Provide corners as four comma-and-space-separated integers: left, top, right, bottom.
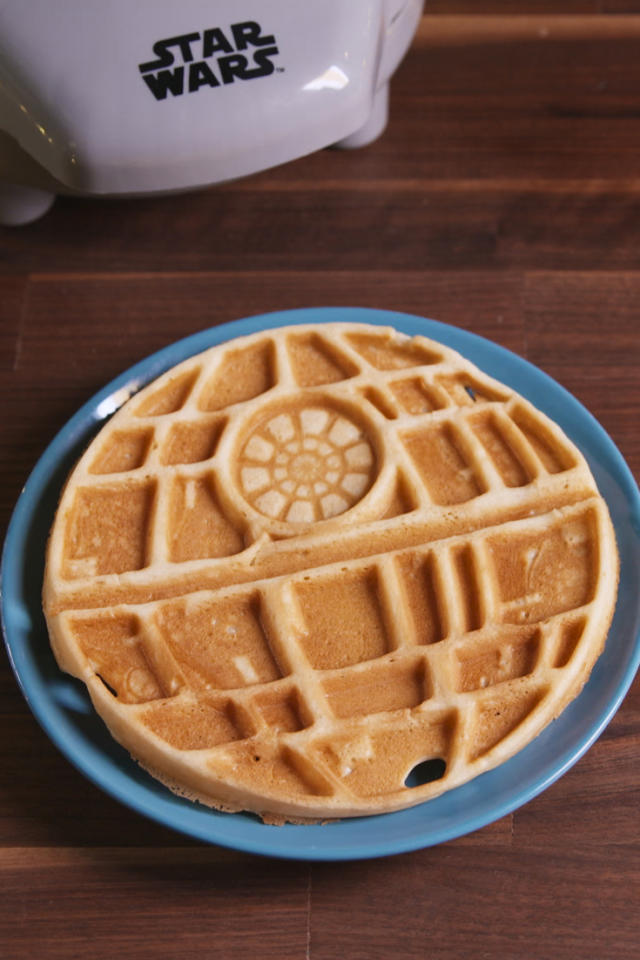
42, 322, 619, 821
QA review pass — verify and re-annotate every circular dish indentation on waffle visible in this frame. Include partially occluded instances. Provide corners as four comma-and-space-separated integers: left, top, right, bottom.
237, 402, 377, 525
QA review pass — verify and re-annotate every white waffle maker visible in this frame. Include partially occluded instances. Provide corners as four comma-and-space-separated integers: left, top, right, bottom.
0, 1, 423, 225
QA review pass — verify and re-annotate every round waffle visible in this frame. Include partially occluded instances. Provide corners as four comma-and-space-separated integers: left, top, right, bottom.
42, 322, 619, 821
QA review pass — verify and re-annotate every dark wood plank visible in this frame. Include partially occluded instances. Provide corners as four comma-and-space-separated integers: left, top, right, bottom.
0, 846, 310, 960
309, 842, 639, 960
5, 182, 640, 275
601, 1, 640, 10
0, 273, 27, 371
522, 271, 640, 478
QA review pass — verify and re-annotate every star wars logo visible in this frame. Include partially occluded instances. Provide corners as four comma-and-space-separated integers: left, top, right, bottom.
139, 21, 280, 100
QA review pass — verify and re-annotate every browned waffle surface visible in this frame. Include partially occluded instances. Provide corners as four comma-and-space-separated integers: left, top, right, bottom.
43, 324, 618, 819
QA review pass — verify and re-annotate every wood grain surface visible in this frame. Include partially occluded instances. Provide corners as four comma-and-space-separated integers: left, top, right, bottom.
1, 10, 639, 960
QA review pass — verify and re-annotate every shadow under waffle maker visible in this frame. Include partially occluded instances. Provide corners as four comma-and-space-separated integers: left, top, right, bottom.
0, 0, 423, 225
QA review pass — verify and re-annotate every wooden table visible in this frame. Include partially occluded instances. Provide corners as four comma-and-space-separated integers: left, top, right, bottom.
1, 9, 639, 959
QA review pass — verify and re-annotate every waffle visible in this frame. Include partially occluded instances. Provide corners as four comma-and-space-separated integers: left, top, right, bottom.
43, 322, 619, 821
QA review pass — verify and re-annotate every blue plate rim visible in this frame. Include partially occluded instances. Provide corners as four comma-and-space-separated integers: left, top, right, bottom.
2, 306, 639, 861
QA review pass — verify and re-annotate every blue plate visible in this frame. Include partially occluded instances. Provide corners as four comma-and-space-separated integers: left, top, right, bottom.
3, 307, 639, 860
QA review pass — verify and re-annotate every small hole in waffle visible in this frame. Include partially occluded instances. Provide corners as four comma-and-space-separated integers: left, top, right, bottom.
404, 757, 447, 788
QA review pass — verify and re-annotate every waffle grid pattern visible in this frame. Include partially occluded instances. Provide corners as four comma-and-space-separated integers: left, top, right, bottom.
44, 324, 618, 818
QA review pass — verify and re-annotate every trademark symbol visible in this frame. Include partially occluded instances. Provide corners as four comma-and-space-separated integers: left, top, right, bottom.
276, 67, 285, 73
